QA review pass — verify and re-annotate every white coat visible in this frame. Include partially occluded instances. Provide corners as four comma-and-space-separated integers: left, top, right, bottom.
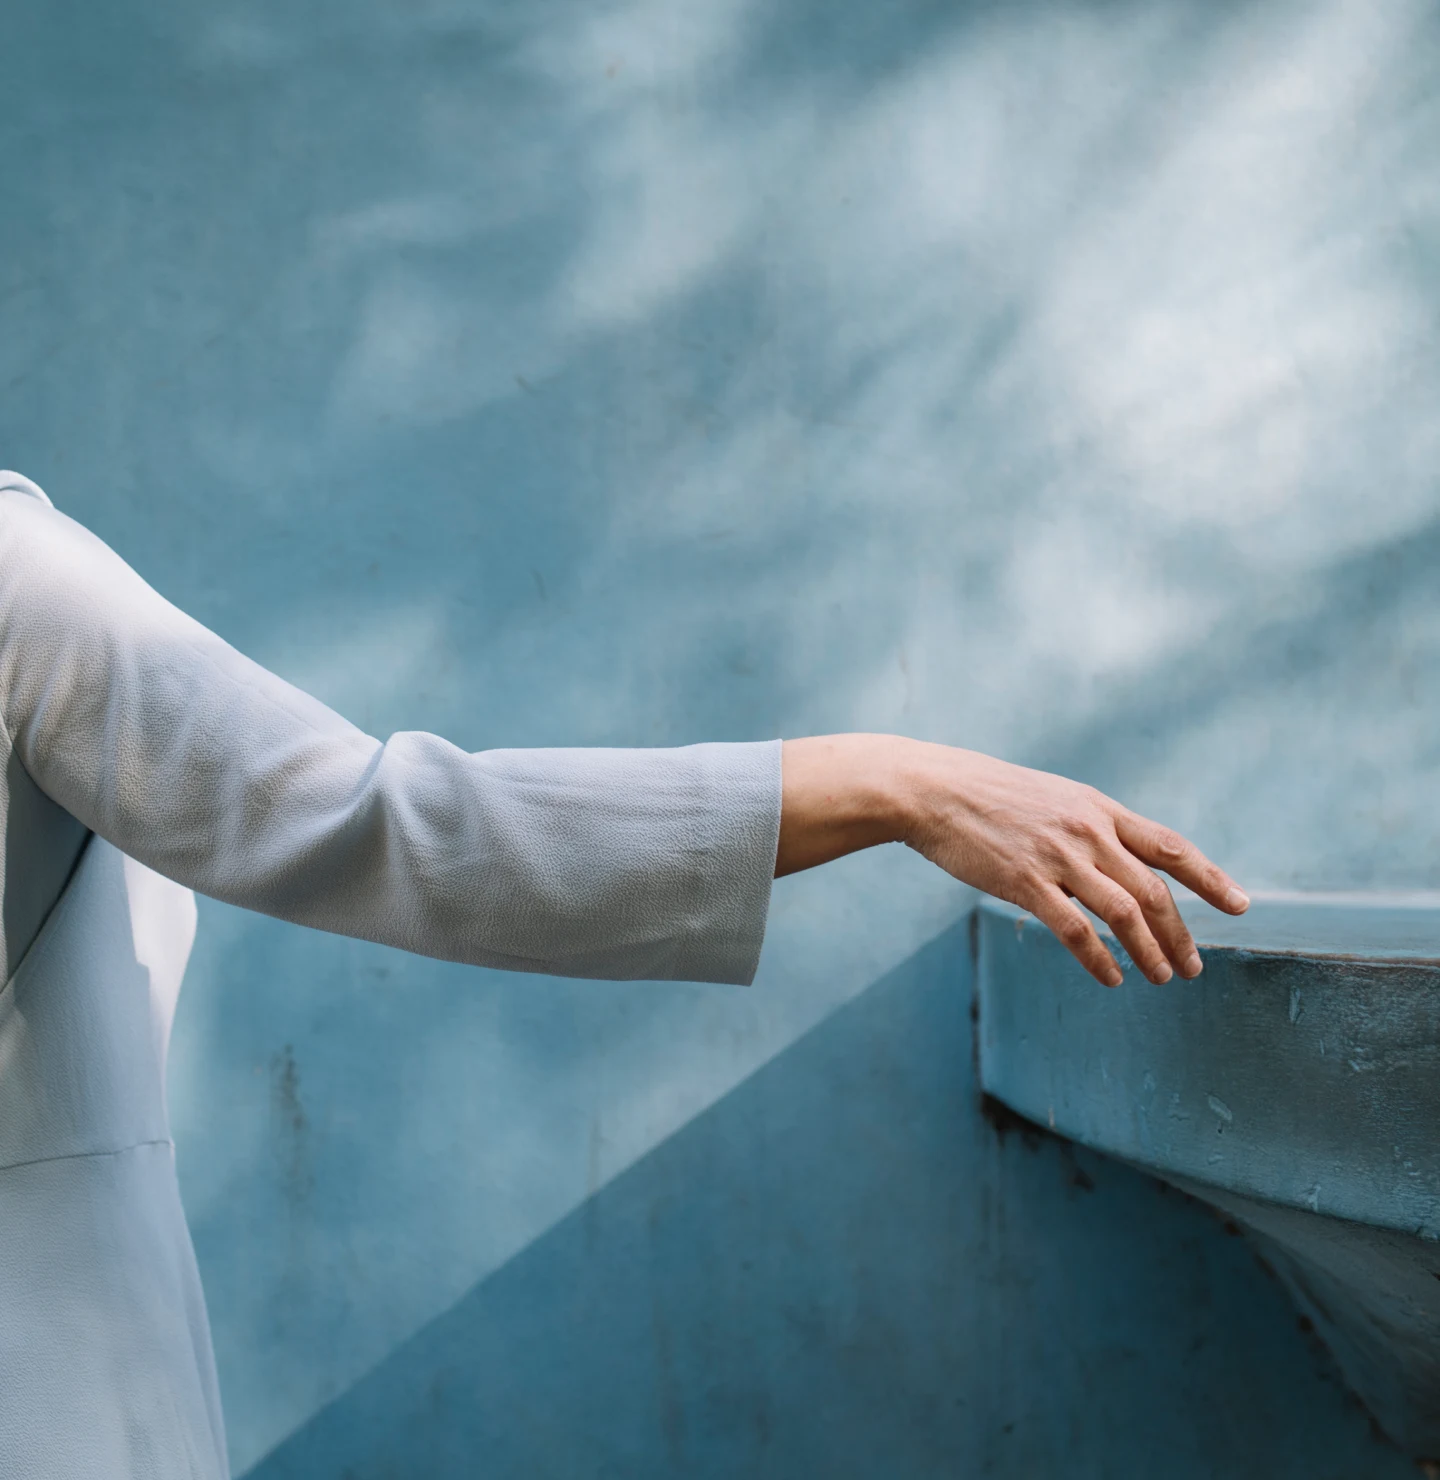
0, 472, 782, 1478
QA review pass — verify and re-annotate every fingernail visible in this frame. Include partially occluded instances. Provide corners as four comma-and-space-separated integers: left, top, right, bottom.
1104, 969, 1123, 988
1150, 963, 1173, 985
1183, 953, 1203, 978
1226, 888, 1250, 912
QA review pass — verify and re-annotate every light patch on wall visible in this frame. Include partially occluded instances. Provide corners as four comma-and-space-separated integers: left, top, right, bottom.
191, 13, 298, 70
555, 112, 785, 330
534, 0, 1440, 763
1002, 515, 1214, 678
524, 0, 765, 96
526, 0, 805, 330
326, 270, 543, 428
269, 598, 453, 730
315, 195, 495, 258
1031, 0, 1429, 557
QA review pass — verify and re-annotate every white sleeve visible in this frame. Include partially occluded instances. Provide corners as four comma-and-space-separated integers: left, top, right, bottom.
0, 479, 782, 984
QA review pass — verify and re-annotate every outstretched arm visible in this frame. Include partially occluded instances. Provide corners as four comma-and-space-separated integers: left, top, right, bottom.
777, 734, 1248, 986
0, 476, 1245, 992
0, 482, 780, 985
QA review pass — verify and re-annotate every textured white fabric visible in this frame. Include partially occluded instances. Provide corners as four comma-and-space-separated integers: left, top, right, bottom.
0, 840, 224, 1478
0, 471, 783, 1478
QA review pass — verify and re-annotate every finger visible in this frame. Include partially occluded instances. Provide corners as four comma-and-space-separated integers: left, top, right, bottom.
1092, 841, 1203, 980
1065, 867, 1174, 985
1114, 812, 1250, 915
1029, 884, 1124, 987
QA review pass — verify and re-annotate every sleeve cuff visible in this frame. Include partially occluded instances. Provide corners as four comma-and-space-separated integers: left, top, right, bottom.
673, 737, 783, 986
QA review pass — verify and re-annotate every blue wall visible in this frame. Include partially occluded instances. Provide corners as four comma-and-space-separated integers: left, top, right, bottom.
2, 0, 1436, 1473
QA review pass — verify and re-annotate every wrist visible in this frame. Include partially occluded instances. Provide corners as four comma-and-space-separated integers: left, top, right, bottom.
776, 733, 918, 877
865, 733, 924, 847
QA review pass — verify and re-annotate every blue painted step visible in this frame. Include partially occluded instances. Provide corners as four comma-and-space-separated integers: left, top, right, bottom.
976, 894, 1440, 1459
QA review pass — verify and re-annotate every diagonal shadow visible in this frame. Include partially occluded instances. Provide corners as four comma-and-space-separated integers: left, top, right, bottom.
245, 924, 1409, 1480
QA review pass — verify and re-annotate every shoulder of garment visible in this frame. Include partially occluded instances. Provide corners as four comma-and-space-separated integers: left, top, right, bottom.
0, 471, 53, 507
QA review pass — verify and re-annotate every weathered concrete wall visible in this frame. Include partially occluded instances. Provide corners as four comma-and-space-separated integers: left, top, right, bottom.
2, 0, 1436, 1473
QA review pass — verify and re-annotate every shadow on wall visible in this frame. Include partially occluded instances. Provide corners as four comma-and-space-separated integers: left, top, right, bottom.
248, 929, 1407, 1480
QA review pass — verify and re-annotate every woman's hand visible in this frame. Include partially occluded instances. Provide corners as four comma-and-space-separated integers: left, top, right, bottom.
776, 734, 1249, 987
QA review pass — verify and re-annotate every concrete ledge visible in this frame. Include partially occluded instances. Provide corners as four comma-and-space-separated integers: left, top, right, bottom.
975, 894, 1440, 1458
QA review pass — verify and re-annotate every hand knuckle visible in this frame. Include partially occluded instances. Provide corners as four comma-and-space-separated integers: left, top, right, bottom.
1059, 918, 1091, 948
1112, 896, 1141, 927
1153, 829, 1189, 864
